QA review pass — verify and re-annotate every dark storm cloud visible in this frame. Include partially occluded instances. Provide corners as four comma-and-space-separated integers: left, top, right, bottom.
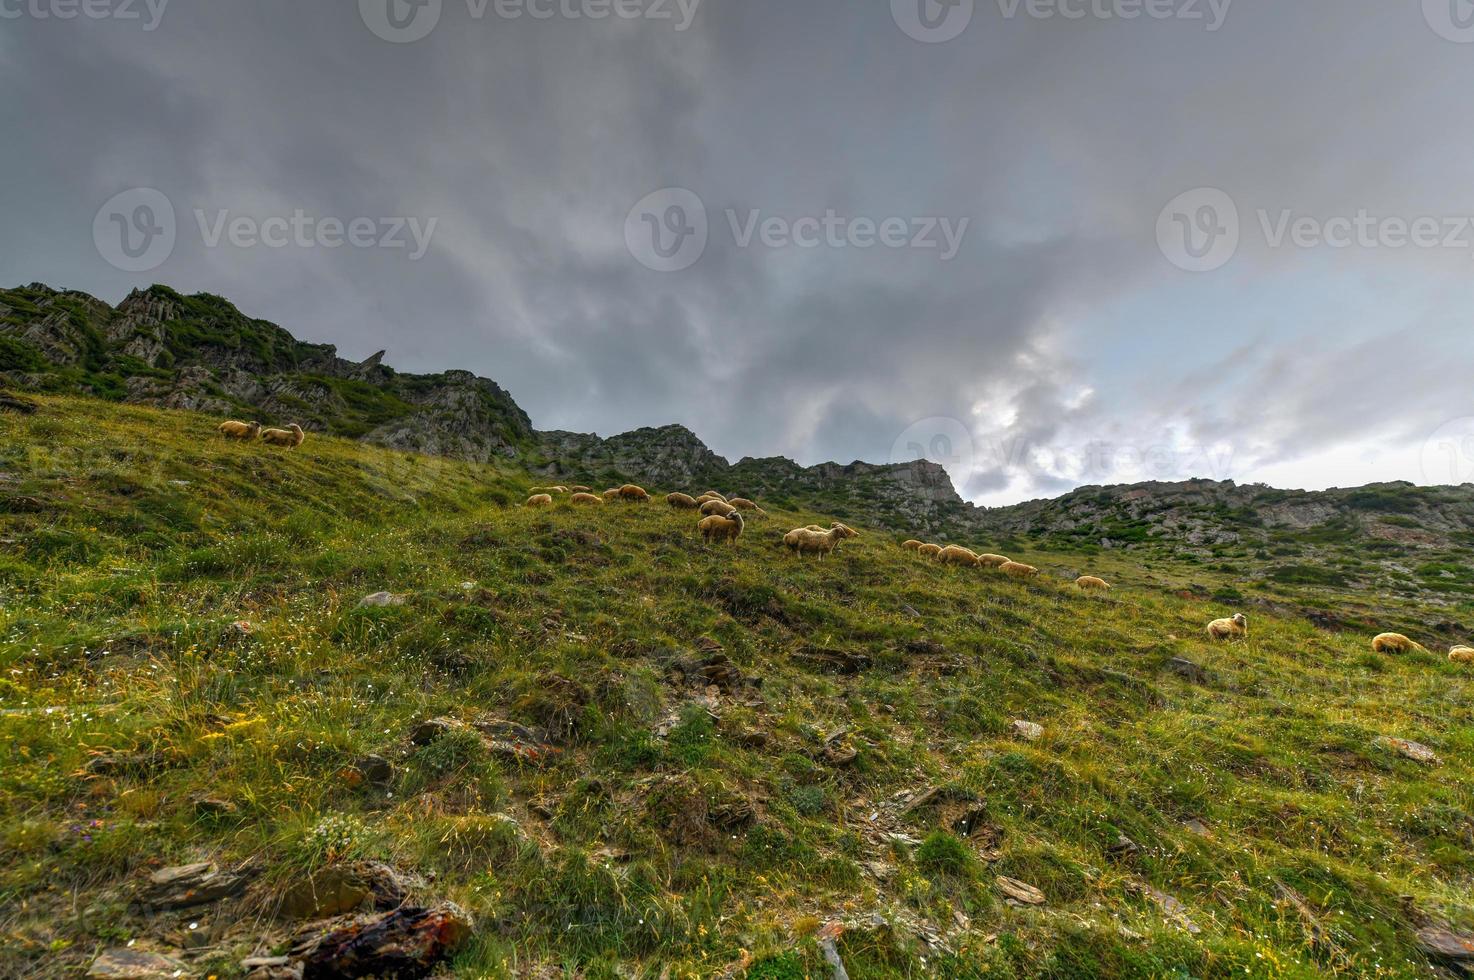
3, 0, 1473, 503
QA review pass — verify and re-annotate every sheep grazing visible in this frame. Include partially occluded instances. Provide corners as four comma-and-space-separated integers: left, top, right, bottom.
525, 493, 554, 508
728, 497, 765, 514
783, 522, 859, 559
570, 492, 603, 505
1205, 613, 1248, 640
260, 423, 305, 448
917, 543, 943, 559
700, 499, 737, 518
217, 419, 261, 441
1076, 576, 1111, 591
602, 488, 621, 501
1450, 646, 1474, 664
1372, 632, 1425, 655
699, 510, 745, 545
617, 484, 651, 503
571, 485, 592, 493
938, 545, 983, 567
901, 539, 923, 551
978, 554, 1011, 568
666, 492, 701, 509
1000, 561, 1040, 579
700, 491, 728, 502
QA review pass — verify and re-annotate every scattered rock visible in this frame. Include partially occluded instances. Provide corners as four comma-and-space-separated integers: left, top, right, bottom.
85, 751, 165, 778
342, 753, 395, 788
996, 876, 1046, 906
357, 591, 405, 609
817, 921, 851, 980
1182, 817, 1211, 838
290, 902, 473, 978
141, 861, 250, 909
901, 604, 922, 618
408, 717, 463, 745
279, 861, 425, 919
1166, 657, 1209, 684
1134, 882, 1202, 934
242, 957, 302, 980
189, 792, 238, 816
475, 717, 564, 766
86, 948, 187, 979
1011, 720, 1044, 741
1107, 834, 1141, 859
1376, 736, 1440, 765
1416, 926, 1474, 964
792, 645, 873, 674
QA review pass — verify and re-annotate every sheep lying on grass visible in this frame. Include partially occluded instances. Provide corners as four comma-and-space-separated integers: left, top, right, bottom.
1206, 613, 1248, 640
570, 492, 603, 505
1000, 561, 1040, 579
1076, 576, 1111, 591
666, 492, 700, 509
525, 493, 554, 507
260, 423, 305, 448
217, 419, 260, 441
700, 499, 737, 517
617, 484, 651, 503
938, 545, 982, 567
979, 554, 1011, 568
917, 543, 942, 559
1450, 646, 1474, 664
699, 510, 745, 545
783, 522, 859, 559
1372, 632, 1425, 654
901, 539, 923, 551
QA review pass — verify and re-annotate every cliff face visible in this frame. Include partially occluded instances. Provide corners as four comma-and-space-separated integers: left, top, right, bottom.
0, 283, 534, 462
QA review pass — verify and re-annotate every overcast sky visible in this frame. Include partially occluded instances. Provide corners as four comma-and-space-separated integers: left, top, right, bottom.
3, 0, 1474, 504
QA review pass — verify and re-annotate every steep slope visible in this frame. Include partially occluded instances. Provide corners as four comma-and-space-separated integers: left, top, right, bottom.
3, 394, 1473, 979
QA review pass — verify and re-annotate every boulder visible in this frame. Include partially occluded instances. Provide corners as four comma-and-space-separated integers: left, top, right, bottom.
290, 902, 473, 979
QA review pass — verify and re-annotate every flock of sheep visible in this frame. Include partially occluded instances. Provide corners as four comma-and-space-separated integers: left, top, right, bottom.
522, 483, 862, 558
218, 418, 1473, 665
218, 419, 306, 448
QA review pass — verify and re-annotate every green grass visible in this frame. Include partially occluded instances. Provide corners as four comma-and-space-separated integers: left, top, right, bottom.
1, 395, 1472, 978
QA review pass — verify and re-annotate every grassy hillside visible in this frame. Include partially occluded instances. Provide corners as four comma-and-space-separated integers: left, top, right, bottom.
2, 396, 1472, 978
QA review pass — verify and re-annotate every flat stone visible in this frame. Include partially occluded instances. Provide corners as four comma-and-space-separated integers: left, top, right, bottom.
996, 876, 1046, 906
357, 591, 405, 608
1166, 657, 1208, 683
1011, 720, 1044, 741
141, 862, 249, 909
1416, 926, 1474, 962
86, 948, 187, 979
1376, 736, 1439, 765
